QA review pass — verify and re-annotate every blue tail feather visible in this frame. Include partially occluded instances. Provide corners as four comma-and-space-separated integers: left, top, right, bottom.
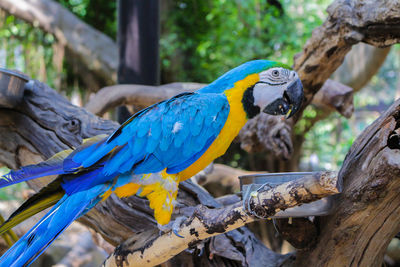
0, 162, 65, 189
0, 135, 108, 189
0, 183, 108, 266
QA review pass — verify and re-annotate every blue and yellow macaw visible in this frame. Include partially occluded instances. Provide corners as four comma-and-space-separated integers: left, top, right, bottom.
0, 60, 303, 266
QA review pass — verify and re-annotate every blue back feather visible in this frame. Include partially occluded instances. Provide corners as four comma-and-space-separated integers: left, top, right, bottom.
69, 92, 229, 176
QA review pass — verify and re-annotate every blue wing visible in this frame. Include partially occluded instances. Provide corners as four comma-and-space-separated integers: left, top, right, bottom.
69, 92, 230, 176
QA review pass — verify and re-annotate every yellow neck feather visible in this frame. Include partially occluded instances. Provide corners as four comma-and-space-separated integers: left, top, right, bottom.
178, 73, 260, 180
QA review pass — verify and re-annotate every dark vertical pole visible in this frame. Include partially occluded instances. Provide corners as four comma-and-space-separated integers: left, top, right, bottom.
117, 0, 160, 122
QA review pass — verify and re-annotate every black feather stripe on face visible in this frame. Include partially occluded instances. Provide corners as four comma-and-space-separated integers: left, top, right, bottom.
242, 85, 261, 119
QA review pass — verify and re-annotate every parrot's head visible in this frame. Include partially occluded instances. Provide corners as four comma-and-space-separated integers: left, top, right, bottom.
200, 60, 304, 119
246, 62, 303, 119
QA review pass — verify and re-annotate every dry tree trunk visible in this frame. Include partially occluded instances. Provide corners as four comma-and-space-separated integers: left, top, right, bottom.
295, 99, 400, 266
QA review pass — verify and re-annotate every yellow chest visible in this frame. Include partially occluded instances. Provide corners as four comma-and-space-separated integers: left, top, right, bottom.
178, 73, 259, 180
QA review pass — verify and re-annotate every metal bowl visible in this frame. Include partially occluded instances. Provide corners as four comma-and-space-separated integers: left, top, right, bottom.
0, 68, 30, 108
239, 172, 335, 218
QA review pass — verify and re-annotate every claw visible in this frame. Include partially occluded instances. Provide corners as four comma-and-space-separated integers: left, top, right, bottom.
158, 216, 187, 238
173, 228, 184, 238
172, 216, 187, 238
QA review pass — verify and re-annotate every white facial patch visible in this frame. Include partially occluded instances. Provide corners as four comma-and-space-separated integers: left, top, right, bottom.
253, 68, 293, 109
259, 70, 271, 81
253, 82, 284, 108
172, 121, 183, 133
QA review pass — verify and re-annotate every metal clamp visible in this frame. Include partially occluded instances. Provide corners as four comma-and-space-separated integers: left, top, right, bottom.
242, 182, 275, 219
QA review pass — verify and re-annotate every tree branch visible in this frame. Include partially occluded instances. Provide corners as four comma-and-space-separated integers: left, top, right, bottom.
85, 83, 204, 116
295, 98, 400, 266
312, 79, 354, 119
103, 172, 339, 267
294, 0, 400, 107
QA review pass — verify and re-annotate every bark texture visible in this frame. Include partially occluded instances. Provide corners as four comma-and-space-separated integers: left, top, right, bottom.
103, 172, 338, 267
295, 99, 400, 266
294, 0, 400, 107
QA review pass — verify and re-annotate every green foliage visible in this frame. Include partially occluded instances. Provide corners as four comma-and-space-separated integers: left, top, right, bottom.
56, 0, 117, 39
0, 13, 59, 88
294, 105, 320, 135
160, 0, 331, 83
356, 46, 400, 107
301, 113, 355, 170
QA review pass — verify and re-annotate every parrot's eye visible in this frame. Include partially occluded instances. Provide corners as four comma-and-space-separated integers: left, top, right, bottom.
271, 70, 280, 77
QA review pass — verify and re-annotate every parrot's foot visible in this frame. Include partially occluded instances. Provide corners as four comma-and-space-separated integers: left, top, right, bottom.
157, 216, 188, 238
172, 216, 187, 238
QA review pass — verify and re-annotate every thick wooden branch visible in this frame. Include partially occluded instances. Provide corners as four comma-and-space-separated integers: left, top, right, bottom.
294, 0, 400, 107
103, 172, 339, 267
85, 83, 205, 116
0, 0, 118, 85
247, 171, 338, 218
295, 99, 400, 266
312, 79, 354, 119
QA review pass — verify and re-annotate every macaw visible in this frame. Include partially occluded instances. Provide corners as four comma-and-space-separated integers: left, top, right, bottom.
0, 59, 303, 266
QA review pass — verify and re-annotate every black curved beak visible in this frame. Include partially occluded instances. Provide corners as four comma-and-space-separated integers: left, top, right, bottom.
262, 77, 303, 119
